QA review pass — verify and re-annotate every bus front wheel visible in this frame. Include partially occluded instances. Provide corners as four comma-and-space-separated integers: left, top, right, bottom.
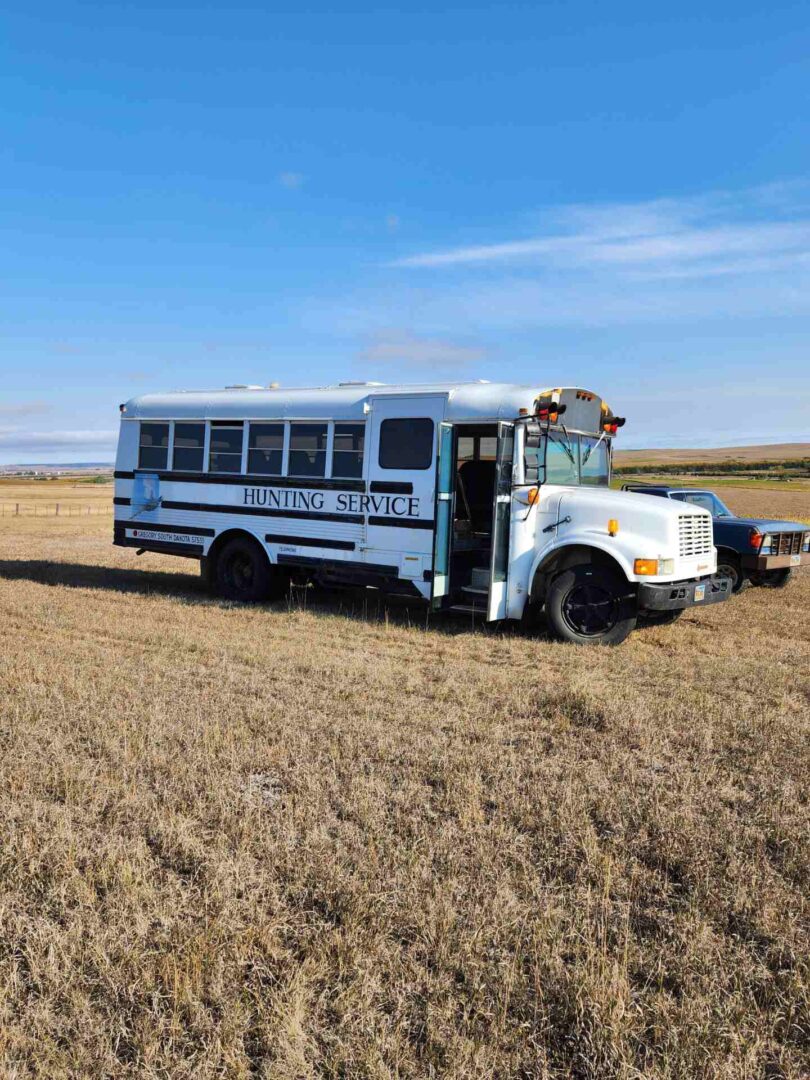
545, 565, 637, 646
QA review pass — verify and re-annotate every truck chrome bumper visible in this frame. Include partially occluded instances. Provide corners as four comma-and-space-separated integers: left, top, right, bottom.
741, 552, 809, 571
638, 575, 732, 611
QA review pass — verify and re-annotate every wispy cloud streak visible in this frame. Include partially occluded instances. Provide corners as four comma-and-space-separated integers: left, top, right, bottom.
391, 185, 810, 282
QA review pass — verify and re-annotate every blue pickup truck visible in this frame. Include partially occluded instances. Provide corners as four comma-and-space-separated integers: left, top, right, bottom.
621, 484, 810, 592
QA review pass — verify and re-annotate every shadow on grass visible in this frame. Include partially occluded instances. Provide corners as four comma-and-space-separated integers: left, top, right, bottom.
0, 558, 549, 639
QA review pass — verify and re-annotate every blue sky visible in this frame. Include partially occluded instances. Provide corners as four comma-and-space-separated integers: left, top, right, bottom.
1, 0, 809, 462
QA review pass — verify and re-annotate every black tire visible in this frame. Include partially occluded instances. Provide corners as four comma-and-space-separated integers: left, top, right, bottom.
214, 536, 272, 602
749, 568, 793, 589
638, 608, 684, 627
545, 564, 637, 646
715, 553, 746, 594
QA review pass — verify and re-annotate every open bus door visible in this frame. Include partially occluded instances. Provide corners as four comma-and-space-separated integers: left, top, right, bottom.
431, 421, 454, 608
486, 421, 515, 621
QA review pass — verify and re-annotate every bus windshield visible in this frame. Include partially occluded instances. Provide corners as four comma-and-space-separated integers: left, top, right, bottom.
540, 431, 610, 486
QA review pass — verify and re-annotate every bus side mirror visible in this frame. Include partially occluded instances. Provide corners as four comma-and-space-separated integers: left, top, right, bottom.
524, 422, 543, 484
525, 422, 542, 449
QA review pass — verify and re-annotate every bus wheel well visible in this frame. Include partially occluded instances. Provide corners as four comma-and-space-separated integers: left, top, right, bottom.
530, 545, 628, 604
201, 529, 269, 585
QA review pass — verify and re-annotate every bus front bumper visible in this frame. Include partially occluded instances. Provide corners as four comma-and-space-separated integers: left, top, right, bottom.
637, 575, 732, 612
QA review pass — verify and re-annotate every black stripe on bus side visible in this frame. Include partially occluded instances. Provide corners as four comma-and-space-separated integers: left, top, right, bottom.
276, 554, 399, 575
368, 515, 435, 530
124, 470, 365, 492
265, 534, 355, 551
113, 497, 131, 506
369, 480, 413, 494
113, 538, 204, 558
117, 520, 217, 537
161, 500, 364, 525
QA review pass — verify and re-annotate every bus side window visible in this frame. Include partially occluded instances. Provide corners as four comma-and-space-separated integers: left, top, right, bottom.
379, 418, 434, 470
138, 423, 169, 470
248, 423, 284, 475
333, 423, 364, 478
289, 423, 328, 477
173, 423, 205, 471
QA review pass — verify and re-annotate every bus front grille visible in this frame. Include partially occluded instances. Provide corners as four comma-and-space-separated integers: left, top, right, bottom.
678, 514, 714, 558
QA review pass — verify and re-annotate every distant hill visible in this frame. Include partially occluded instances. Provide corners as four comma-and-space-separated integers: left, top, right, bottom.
613, 443, 809, 467
0, 462, 114, 475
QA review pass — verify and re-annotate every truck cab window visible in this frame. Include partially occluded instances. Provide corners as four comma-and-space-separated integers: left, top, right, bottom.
672, 491, 731, 516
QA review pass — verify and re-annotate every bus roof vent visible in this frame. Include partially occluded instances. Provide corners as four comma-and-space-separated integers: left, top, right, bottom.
224, 384, 264, 390
337, 380, 385, 387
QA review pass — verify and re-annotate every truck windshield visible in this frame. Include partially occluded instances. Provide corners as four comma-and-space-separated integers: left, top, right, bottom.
671, 491, 733, 517
540, 432, 610, 487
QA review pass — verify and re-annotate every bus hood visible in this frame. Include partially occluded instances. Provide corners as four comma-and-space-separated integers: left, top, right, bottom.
554, 486, 715, 576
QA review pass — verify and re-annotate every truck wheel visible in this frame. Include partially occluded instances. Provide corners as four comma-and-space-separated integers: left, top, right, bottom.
214, 536, 272, 602
749, 568, 792, 589
545, 565, 637, 646
715, 554, 746, 593
638, 608, 684, 627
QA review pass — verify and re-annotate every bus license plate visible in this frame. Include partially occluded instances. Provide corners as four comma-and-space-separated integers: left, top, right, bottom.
791, 554, 801, 566
694, 584, 706, 602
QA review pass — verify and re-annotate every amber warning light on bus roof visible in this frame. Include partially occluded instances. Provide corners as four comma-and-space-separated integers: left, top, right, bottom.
535, 402, 567, 423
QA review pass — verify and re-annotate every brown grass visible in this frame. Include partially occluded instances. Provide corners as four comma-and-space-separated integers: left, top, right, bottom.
0, 484, 808, 1078
613, 442, 810, 467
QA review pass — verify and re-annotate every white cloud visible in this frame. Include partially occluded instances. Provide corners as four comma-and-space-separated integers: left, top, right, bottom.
358, 330, 486, 367
0, 402, 50, 417
391, 184, 810, 283
0, 429, 117, 452
278, 171, 305, 190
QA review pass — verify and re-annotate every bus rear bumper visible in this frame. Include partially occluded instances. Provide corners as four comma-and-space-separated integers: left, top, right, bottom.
638, 575, 732, 611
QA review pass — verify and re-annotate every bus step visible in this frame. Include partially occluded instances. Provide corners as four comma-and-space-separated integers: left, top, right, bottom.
471, 566, 490, 589
448, 604, 484, 615
460, 584, 488, 597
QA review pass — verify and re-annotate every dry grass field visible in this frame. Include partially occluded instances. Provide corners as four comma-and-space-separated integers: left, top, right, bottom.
0, 481, 808, 1078
613, 443, 810, 468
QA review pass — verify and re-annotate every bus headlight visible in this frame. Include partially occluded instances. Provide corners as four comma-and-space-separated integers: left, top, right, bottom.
633, 558, 675, 576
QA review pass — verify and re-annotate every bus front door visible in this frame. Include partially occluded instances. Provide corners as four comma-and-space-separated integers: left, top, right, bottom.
487, 422, 515, 621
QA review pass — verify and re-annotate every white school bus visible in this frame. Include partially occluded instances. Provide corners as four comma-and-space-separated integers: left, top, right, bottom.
113, 380, 731, 645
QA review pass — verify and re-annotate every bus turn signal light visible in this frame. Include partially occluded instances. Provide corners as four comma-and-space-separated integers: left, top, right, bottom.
608, 518, 619, 536
527, 487, 540, 504
634, 559, 659, 575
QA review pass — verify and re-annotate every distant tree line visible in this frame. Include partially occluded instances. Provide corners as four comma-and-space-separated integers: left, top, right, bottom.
614, 459, 810, 476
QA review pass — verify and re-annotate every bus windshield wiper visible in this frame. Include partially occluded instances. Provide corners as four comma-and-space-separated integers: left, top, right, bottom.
551, 426, 577, 466
581, 429, 606, 467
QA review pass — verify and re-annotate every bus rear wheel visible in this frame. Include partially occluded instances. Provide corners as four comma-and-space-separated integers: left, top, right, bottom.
214, 536, 273, 602
545, 564, 637, 646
